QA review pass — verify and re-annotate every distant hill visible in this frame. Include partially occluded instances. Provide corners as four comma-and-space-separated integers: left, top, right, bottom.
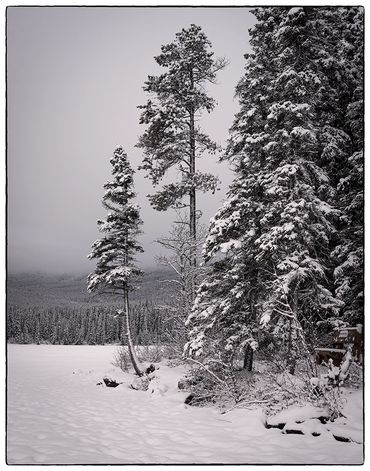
7, 269, 175, 308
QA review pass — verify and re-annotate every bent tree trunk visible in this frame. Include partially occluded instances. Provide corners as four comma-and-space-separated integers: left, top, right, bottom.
124, 289, 143, 377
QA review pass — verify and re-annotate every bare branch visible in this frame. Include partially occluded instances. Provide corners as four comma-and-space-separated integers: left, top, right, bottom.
184, 357, 227, 386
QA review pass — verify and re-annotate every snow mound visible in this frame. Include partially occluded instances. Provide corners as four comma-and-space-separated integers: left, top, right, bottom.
283, 418, 327, 436
267, 404, 329, 427
266, 391, 363, 445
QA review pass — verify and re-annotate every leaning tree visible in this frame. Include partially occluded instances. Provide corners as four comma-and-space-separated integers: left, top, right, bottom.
137, 24, 227, 299
87, 146, 144, 376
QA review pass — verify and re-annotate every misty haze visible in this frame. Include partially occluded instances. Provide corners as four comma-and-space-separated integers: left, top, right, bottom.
7, 6, 363, 466
7, 6, 254, 274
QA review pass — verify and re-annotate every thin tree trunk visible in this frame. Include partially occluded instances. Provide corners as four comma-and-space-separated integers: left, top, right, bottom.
287, 318, 296, 375
124, 288, 143, 377
189, 188, 196, 302
243, 286, 256, 372
189, 68, 197, 301
287, 291, 298, 375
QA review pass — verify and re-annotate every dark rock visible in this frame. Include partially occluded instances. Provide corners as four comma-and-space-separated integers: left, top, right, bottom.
266, 414, 329, 431
96, 381, 103, 386
312, 432, 321, 437
103, 377, 121, 388
146, 364, 156, 374
184, 394, 194, 404
265, 423, 285, 430
333, 434, 351, 443
284, 429, 304, 435
318, 416, 329, 424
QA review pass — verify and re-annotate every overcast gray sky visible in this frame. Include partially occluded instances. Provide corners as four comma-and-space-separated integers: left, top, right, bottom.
7, 6, 255, 274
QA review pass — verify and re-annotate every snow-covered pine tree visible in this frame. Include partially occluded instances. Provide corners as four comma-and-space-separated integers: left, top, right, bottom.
88, 146, 144, 376
137, 24, 227, 288
297, 7, 364, 328
186, 8, 347, 373
250, 7, 345, 372
328, 7, 364, 325
185, 9, 281, 369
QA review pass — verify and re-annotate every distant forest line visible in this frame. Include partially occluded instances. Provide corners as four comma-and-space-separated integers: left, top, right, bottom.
7, 270, 178, 345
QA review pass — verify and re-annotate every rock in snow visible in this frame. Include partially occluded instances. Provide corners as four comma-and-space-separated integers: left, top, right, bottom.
102, 377, 121, 388
267, 404, 329, 427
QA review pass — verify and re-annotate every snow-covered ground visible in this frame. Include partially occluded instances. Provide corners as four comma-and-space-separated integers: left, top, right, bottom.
7, 345, 363, 464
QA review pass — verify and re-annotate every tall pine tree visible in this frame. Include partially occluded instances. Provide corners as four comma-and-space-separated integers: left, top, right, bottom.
88, 146, 144, 376
137, 24, 227, 297
185, 9, 281, 367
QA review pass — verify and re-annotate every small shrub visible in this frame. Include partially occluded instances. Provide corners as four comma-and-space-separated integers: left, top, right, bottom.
112, 346, 131, 372
137, 344, 180, 363
112, 344, 182, 373
307, 351, 360, 420
181, 360, 257, 410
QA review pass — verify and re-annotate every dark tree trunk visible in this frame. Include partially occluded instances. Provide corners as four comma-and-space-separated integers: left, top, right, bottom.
243, 344, 254, 371
287, 291, 298, 375
288, 358, 296, 375
189, 68, 197, 302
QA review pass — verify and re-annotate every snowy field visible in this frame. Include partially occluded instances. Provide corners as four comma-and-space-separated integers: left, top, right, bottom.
7, 344, 363, 465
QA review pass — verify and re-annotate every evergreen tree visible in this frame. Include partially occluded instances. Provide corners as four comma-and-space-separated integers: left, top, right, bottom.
35, 317, 41, 345
7, 306, 22, 342
186, 7, 356, 372
137, 24, 227, 295
50, 316, 59, 345
88, 146, 144, 376
329, 8, 364, 325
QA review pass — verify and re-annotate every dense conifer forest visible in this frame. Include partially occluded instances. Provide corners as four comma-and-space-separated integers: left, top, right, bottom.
7, 271, 177, 345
